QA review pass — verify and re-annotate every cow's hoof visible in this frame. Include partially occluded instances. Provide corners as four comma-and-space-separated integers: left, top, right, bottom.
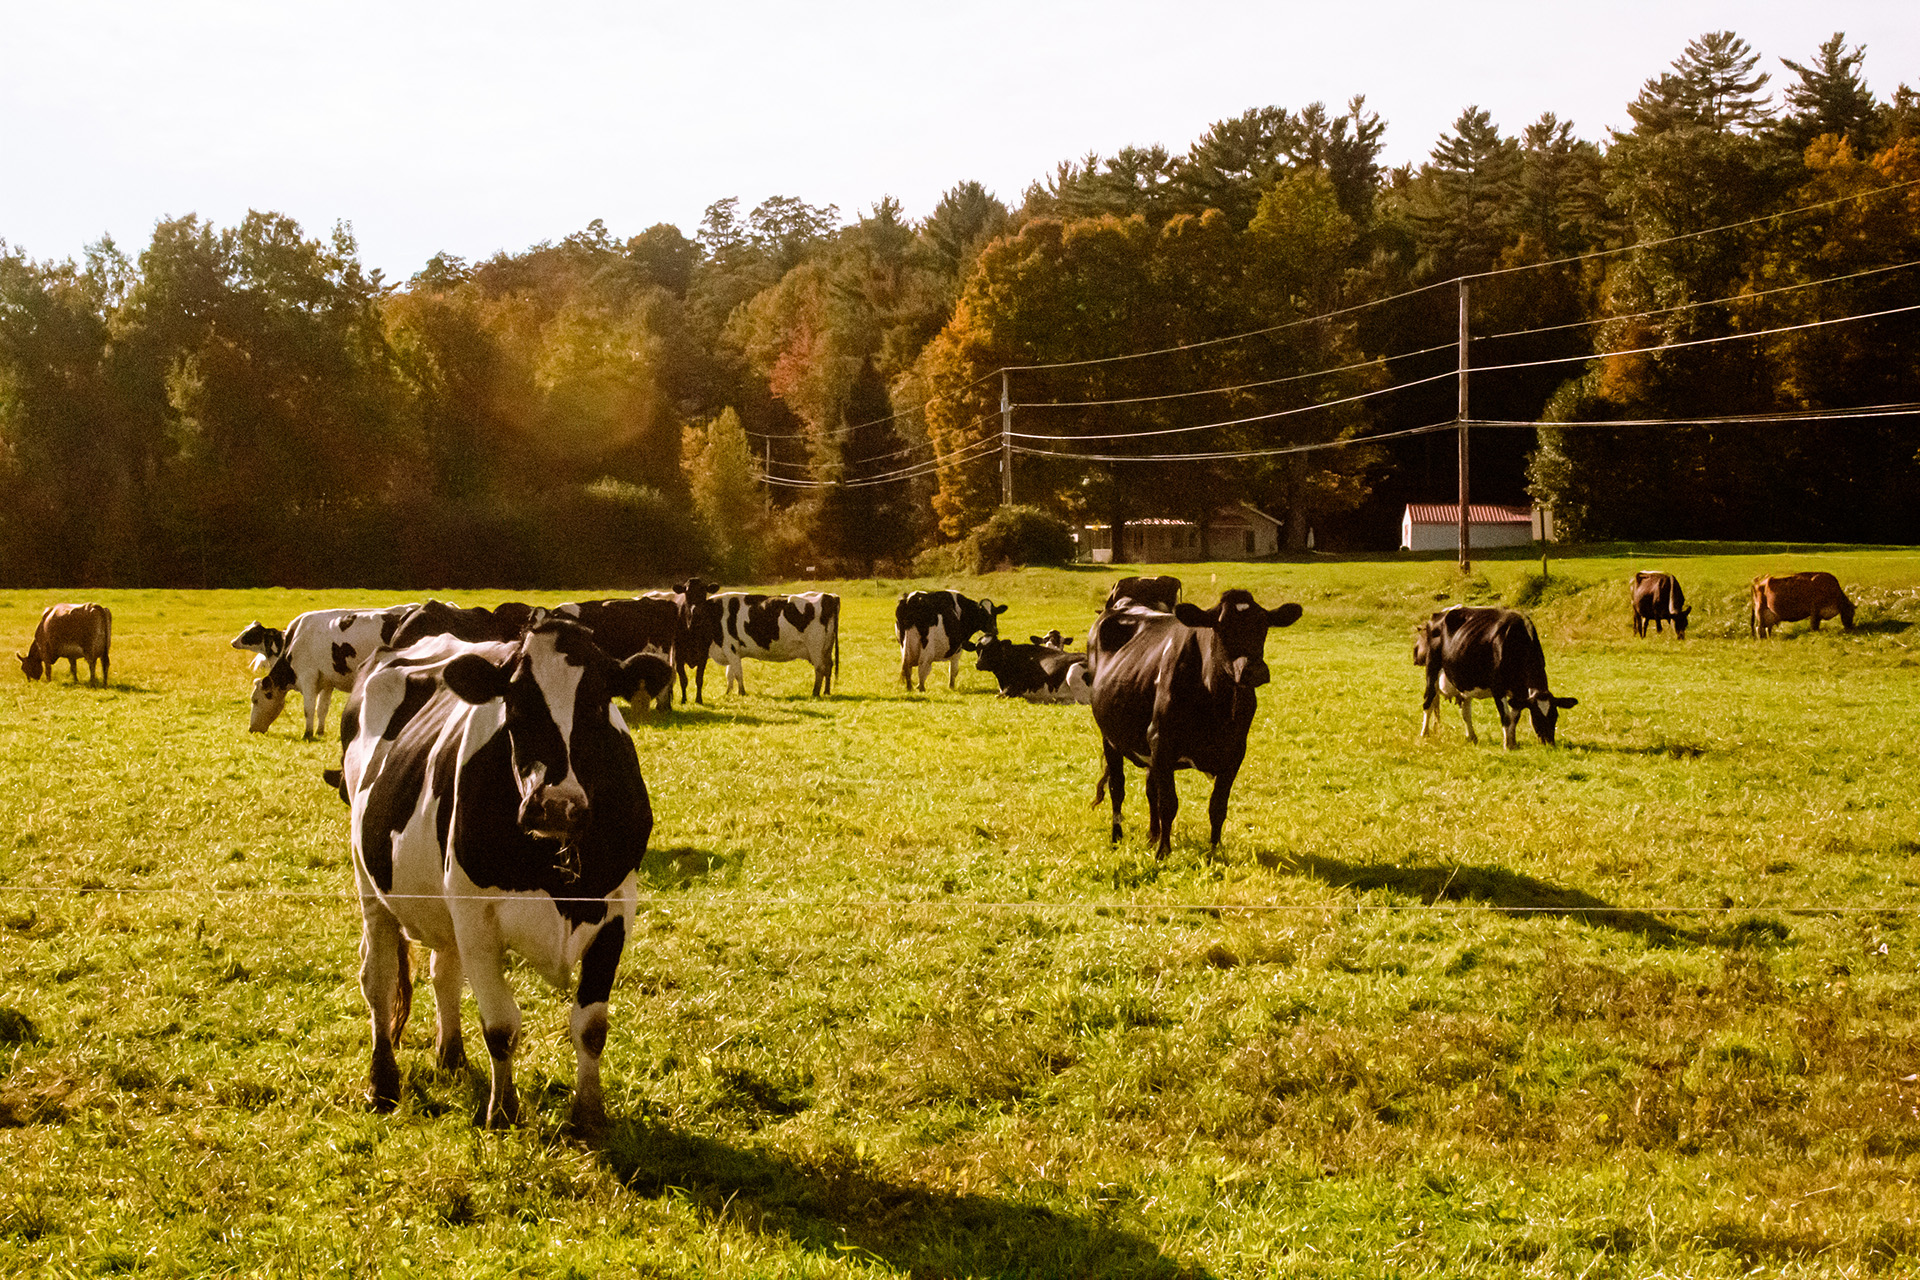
565, 1098, 607, 1140
436, 1044, 468, 1073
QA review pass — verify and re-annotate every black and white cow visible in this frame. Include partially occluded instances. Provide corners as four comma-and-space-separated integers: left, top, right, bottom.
1089, 590, 1302, 858
230, 620, 287, 672
1030, 630, 1073, 650
553, 596, 681, 713
670, 579, 721, 705
974, 637, 1093, 704
895, 590, 1007, 691
386, 600, 537, 651
249, 606, 415, 739
707, 591, 840, 696
1415, 605, 1577, 748
329, 614, 656, 1130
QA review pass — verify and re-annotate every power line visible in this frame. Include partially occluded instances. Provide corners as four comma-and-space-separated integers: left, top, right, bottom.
1007, 370, 1458, 442
1473, 257, 1920, 344
1012, 417, 1459, 463
1011, 341, 1456, 410
1470, 401, 1920, 430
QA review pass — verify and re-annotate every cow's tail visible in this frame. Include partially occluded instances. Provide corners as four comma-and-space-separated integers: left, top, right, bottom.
1093, 754, 1110, 809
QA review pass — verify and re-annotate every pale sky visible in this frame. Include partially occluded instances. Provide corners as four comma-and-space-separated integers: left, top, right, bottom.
3, 1, 1914, 282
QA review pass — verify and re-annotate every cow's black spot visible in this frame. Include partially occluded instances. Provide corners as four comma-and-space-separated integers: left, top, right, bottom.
383, 675, 439, 741
742, 597, 782, 650
332, 642, 357, 676
379, 611, 404, 645
577, 916, 625, 1008
358, 736, 435, 894
267, 655, 296, 693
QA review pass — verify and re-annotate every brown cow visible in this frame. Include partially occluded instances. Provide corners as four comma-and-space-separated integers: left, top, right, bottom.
1750, 572, 1855, 638
19, 603, 112, 685
1630, 571, 1690, 639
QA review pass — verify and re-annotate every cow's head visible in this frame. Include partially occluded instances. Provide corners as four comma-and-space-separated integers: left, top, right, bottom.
441, 616, 653, 840
1175, 591, 1303, 689
248, 658, 296, 732
1673, 606, 1692, 638
18, 650, 44, 680
975, 599, 1008, 641
1031, 630, 1072, 650
973, 637, 1016, 673
1525, 694, 1579, 746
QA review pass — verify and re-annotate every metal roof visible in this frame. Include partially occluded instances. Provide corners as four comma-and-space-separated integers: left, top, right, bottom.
1404, 503, 1533, 525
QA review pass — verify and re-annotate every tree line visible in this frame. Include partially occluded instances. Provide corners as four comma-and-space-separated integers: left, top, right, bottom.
2, 30, 1916, 587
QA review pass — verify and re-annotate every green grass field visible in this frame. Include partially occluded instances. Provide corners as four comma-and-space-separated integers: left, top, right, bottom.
4, 545, 1920, 1278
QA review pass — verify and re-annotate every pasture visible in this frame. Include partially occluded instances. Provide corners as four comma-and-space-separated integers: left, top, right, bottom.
4, 546, 1920, 1278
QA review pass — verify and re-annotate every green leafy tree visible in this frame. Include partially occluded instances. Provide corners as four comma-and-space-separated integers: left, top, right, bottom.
681, 406, 761, 576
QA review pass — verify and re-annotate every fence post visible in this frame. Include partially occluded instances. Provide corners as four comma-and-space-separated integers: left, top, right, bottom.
1000, 370, 1013, 507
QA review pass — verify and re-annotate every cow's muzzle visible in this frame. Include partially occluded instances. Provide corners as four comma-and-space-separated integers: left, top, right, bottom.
1231, 657, 1271, 689
519, 786, 589, 839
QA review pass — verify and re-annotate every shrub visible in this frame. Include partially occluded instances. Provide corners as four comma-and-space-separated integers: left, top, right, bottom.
970, 506, 1075, 571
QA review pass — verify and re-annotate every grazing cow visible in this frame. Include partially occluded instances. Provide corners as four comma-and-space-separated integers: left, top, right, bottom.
249, 606, 415, 739
1630, 571, 1691, 638
1416, 606, 1577, 749
709, 591, 840, 696
386, 600, 537, 651
1089, 590, 1303, 858
1750, 571, 1855, 638
552, 596, 680, 713
329, 614, 655, 1130
18, 603, 112, 685
895, 590, 1006, 690
231, 621, 287, 671
1104, 575, 1182, 612
974, 637, 1093, 704
1030, 630, 1073, 650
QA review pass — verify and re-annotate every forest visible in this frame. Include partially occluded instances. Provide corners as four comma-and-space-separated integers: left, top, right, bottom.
1, 30, 1916, 588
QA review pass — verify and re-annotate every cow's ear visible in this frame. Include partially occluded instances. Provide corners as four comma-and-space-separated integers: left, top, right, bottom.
1267, 603, 1303, 628
1029, 636, 1043, 645
1062, 635, 1075, 647
443, 654, 510, 704
961, 638, 979, 652
1553, 696, 1579, 709
1173, 602, 1214, 628
993, 604, 1008, 616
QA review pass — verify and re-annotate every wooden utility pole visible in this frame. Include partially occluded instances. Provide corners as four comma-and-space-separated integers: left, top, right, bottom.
1457, 280, 1471, 572
1000, 370, 1013, 506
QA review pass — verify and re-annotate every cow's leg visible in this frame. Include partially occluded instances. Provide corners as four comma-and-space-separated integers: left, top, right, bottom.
727, 657, 746, 696
311, 686, 334, 740
358, 904, 407, 1112
947, 656, 960, 689
100, 649, 108, 686
456, 916, 521, 1127
918, 654, 933, 691
1207, 765, 1241, 854
1097, 741, 1127, 844
1459, 698, 1477, 744
1144, 737, 1178, 860
568, 916, 626, 1135
1495, 697, 1520, 750
429, 946, 466, 1072
693, 658, 706, 704
66, 656, 79, 682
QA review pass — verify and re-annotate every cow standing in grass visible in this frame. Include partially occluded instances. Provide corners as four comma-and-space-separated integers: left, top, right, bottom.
1416, 605, 1577, 748
1630, 571, 1690, 638
330, 614, 655, 1131
1089, 590, 1303, 858
18, 603, 112, 685
1750, 571, 1855, 638
249, 606, 415, 739
708, 591, 840, 696
895, 590, 1005, 691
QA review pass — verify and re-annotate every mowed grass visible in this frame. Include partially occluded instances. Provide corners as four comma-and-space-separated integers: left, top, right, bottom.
4, 546, 1920, 1277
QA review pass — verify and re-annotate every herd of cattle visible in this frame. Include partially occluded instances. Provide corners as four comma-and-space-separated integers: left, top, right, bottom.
10, 565, 1864, 1128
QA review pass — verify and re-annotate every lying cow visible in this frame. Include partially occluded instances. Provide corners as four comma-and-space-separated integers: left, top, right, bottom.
1089, 590, 1302, 858
1751, 571, 1855, 638
250, 606, 414, 739
1031, 630, 1073, 650
1104, 575, 1182, 612
230, 620, 287, 671
974, 637, 1092, 704
895, 589, 1006, 690
1630, 571, 1690, 638
1416, 605, 1577, 748
19, 603, 112, 685
553, 596, 680, 713
329, 614, 655, 1130
710, 591, 840, 696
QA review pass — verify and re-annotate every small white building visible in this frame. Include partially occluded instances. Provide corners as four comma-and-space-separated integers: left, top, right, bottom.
1400, 503, 1545, 552
1077, 503, 1284, 563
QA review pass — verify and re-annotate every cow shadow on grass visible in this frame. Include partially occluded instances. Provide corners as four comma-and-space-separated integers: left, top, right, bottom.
1850, 618, 1913, 636
1275, 852, 1709, 946
600, 1116, 1207, 1280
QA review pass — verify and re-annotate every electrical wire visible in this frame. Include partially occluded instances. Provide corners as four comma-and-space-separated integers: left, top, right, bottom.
1472, 257, 1920, 343
1012, 417, 1459, 463
1006, 370, 1457, 442
1011, 342, 1456, 409
1470, 401, 1920, 429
